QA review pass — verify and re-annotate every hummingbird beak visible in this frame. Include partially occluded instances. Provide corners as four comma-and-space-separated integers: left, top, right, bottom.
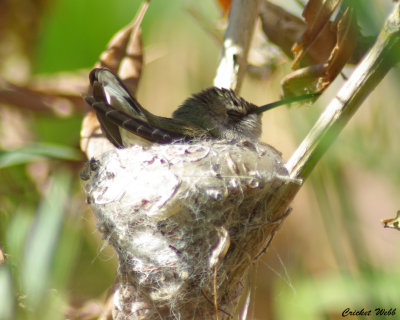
251, 92, 320, 114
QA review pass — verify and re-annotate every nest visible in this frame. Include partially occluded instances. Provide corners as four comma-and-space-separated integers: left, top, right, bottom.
82, 139, 294, 319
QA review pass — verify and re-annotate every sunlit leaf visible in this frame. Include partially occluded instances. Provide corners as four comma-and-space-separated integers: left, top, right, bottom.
20, 170, 72, 308
0, 143, 81, 168
0, 265, 15, 320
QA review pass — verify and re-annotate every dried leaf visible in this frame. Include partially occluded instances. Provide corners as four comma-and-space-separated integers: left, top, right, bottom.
319, 7, 357, 90
281, 63, 327, 96
97, 25, 135, 75
81, 1, 149, 157
216, 0, 232, 16
282, 0, 358, 96
97, 0, 148, 93
302, 0, 341, 41
292, 0, 341, 68
0, 78, 85, 115
80, 110, 115, 158
259, 1, 306, 58
117, 28, 143, 95
382, 211, 400, 231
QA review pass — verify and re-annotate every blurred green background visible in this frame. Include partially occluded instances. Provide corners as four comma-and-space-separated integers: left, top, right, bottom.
0, 0, 399, 319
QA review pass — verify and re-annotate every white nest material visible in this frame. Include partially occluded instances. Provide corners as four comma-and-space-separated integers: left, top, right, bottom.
82, 139, 294, 320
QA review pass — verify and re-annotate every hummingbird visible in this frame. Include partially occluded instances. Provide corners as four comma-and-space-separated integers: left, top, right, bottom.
84, 68, 318, 148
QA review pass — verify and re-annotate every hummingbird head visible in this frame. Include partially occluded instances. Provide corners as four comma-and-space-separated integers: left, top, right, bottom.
172, 87, 262, 141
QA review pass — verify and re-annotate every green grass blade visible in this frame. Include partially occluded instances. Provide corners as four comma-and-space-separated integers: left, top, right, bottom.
0, 143, 81, 168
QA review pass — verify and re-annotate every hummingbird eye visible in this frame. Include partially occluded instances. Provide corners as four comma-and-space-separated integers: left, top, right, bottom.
226, 109, 245, 119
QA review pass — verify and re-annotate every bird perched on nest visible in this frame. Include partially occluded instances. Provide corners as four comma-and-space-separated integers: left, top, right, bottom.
85, 68, 317, 148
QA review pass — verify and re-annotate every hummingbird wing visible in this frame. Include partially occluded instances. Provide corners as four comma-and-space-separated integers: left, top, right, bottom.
85, 68, 194, 147
89, 68, 148, 120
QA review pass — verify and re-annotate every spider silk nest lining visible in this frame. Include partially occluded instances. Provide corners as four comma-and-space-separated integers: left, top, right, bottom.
82, 139, 295, 319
